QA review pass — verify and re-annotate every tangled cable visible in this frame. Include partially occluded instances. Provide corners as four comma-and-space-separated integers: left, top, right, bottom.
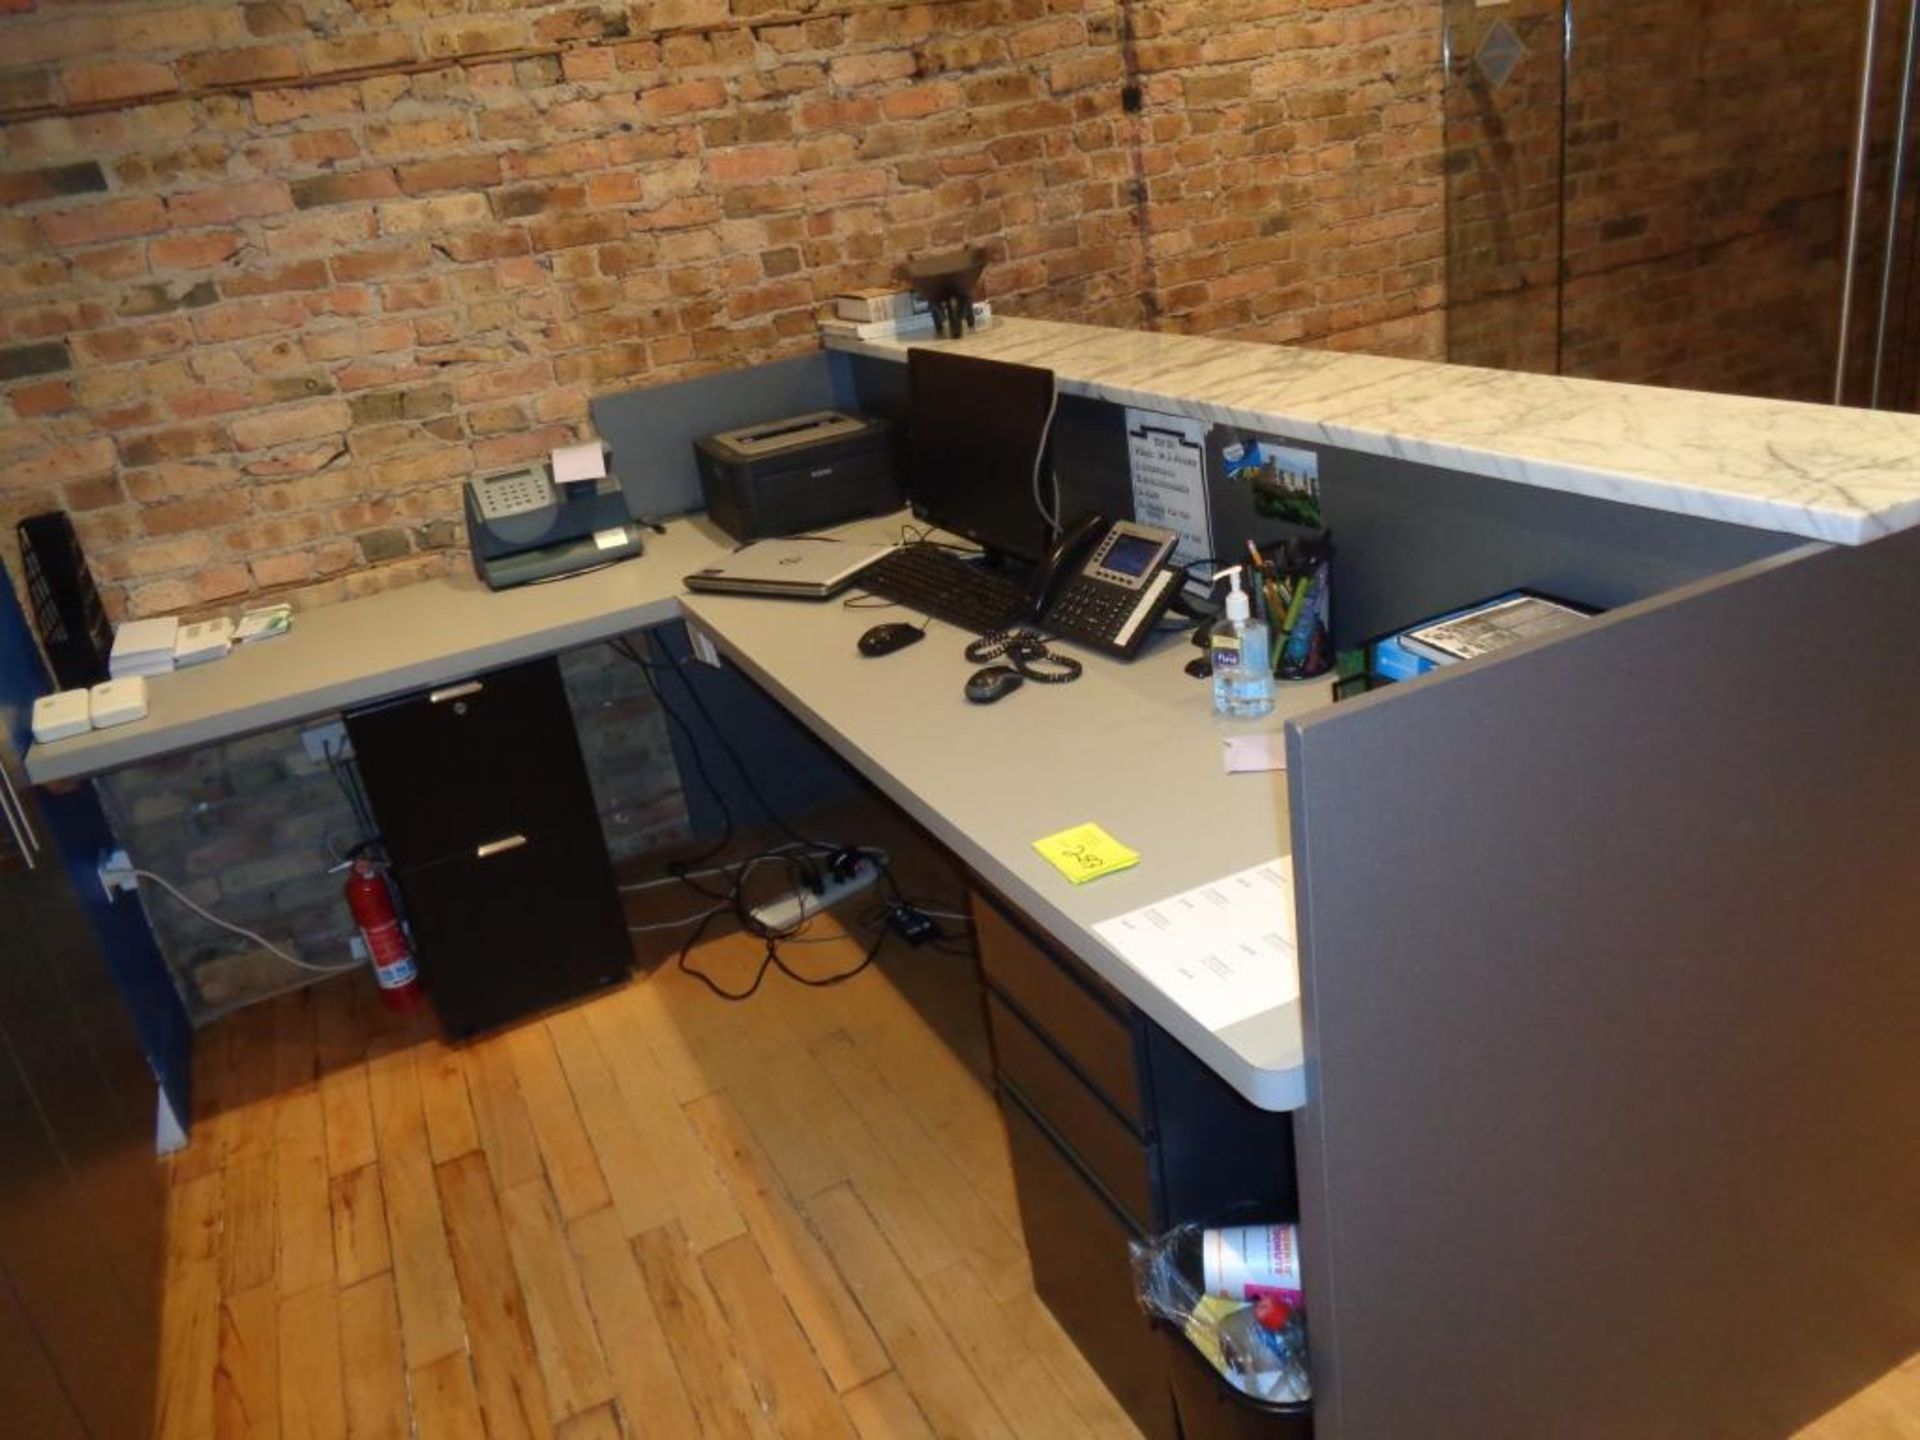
963, 628, 1083, 684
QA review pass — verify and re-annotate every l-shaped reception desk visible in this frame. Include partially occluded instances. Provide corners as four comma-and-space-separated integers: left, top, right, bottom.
27, 317, 1920, 1439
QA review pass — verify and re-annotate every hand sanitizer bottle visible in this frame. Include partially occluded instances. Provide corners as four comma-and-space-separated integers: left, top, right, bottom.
1210, 566, 1274, 719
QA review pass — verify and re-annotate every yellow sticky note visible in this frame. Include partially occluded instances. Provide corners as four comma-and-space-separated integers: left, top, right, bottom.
1032, 822, 1139, 885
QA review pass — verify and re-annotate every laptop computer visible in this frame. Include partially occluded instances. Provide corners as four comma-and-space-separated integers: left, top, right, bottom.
683, 538, 893, 599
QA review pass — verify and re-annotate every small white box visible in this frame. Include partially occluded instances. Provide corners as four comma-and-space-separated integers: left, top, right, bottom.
88, 676, 149, 730
31, 689, 92, 744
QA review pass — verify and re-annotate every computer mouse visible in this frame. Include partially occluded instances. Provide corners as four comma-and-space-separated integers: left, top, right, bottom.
858, 623, 924, 657
965, 666, 1024, 704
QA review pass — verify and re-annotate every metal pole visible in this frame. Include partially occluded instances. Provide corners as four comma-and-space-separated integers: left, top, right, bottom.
1836, 0, 1886, 405
1870, 0, 1920, 407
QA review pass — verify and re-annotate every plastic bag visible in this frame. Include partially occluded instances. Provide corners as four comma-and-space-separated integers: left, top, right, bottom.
1129, 1222, 1313, 1403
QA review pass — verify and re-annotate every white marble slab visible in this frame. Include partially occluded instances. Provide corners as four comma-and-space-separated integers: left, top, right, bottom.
826, 317, 1920, 545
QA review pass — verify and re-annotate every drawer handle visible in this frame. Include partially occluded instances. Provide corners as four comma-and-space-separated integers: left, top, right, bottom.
430, 681, 484, 705
475, 835, 528, 860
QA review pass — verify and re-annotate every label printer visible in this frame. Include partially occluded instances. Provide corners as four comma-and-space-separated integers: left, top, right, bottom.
693, 411, 899, 544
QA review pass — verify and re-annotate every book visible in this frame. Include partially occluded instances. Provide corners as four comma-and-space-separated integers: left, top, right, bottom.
1400, 593, 1590, 665
819, 300, 992, 341
173, 617, 234, 668
234, 604, 293, 644
109, 616, 178, 679
833, 288, 928, 324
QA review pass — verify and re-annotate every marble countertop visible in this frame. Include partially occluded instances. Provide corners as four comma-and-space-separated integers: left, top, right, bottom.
825, 317, 1920, 546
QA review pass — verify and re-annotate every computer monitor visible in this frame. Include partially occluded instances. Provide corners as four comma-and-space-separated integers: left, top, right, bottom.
906, 348, 1055, 565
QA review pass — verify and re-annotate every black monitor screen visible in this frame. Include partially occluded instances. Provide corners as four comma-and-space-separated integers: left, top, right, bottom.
906, 349, 1054, 565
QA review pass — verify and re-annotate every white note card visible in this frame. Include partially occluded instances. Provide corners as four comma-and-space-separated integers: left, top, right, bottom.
1222, 733, 1286, 774
1124, 407, 1212, 572
1092, 859, 1300, 1032
552, 440, 608, 485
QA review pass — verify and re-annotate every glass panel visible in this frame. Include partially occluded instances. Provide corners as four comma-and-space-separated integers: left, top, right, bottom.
1445, 0, 1920, 410
1443, 0, 1567, 377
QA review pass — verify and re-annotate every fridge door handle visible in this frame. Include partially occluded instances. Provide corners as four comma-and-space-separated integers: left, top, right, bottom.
0, 760, 38, 870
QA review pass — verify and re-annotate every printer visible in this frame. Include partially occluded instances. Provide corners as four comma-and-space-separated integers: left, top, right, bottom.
462, 459, 643, 590
693, 410, 898, 544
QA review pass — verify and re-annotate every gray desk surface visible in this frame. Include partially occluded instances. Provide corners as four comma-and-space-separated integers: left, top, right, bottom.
27, 510, 1316, 1110
25, 519, 735, 786
683, 517, 1323, 1112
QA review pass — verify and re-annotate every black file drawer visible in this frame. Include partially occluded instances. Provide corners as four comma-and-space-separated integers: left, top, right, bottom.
972, 890, 1146, 1128
345, 656, 593, 871
987, 991, 1156, 1230
1001, 1088, 1175, 1440
347, 654, 630, 1036
393, 821, 627, 1038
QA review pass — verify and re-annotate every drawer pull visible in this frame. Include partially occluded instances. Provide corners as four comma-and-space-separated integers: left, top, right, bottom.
475, 834, 528, 860
430, 681, 484, 705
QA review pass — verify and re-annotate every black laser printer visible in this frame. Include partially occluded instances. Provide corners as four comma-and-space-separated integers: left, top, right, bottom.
693, 410, 898, 544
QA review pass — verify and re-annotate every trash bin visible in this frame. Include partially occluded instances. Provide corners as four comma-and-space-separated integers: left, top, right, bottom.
1132, 1208, 1315, 1439
1162, 1318, 1312, 1440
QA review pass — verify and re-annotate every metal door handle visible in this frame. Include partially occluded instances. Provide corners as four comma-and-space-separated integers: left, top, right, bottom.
475, 835, 527, 860
0, 762, 37, 871
430, 681, 484, 705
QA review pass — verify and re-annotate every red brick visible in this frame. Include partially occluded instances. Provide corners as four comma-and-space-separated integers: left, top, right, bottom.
39, 197, 169, 247
230, 398, 352, 451
177, 45, 301, 88
63, 60, 178, 105
395, 156, 503, 195
149, 231, 244, 269
250, 551, 315, 588
167, 180, 294, 229
10, 380, 73, 416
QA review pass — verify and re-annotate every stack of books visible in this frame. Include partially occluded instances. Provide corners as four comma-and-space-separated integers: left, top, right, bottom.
108, 617, 179, 679
173, 617, 234, 668
819, 298, 992, 342
1372, 592, 1593, 683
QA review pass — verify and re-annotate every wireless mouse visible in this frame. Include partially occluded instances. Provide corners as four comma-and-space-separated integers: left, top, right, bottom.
965, 666, 1024, 704
858, 623, 924, 657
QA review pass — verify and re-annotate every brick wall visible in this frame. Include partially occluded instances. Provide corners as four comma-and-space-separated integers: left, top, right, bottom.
1445, 0, 1866, 403
1, 0, 1448, 624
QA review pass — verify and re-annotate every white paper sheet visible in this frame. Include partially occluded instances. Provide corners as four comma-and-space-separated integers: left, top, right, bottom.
1124, 408, 1212, 572
552, 440, 608, 485
1092, 859, 1300, 1031
1222, 733, 1286, 774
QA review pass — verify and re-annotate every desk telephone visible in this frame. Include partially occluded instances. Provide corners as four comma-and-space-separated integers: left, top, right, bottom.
1027, 515, 1182, 660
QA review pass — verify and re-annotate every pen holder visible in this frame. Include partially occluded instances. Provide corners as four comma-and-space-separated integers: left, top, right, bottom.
1262, 540, 1332, 681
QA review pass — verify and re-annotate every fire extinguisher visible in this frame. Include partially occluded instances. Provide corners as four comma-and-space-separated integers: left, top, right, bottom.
345, 858, 424, 1012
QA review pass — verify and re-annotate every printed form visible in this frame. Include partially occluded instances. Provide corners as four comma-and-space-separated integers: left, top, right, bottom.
1092, 858, 1300, 1031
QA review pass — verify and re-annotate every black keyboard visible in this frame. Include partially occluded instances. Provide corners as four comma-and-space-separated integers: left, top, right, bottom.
855, 544, 1030, 635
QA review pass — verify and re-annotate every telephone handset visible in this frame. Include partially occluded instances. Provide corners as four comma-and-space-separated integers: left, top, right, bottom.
1025, 515, 1182, 660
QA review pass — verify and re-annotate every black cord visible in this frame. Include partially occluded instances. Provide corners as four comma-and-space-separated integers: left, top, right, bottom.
642, 628, 836, 854
670, 841, 901, 1000
611, 635, 737, 873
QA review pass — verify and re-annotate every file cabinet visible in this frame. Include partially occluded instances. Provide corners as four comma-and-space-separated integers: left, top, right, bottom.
346, 655, 630, 1037
970, 886, 1305, 1440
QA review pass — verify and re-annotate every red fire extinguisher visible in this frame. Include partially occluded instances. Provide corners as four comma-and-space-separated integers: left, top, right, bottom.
345, 859, 424, 1012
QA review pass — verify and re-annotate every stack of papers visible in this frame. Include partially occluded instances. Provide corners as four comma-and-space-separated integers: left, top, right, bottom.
109, 617, 178, 678
173, 618, 234, 668
1092, 859, 1301, 1031
235, 604, 292, 644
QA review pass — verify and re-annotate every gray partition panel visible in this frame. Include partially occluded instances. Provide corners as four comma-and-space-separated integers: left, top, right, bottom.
1286, 528, 1920, 1439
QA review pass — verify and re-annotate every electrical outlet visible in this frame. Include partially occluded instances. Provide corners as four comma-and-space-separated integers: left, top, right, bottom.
97, 848, 136, 901
301, 719, 351, 764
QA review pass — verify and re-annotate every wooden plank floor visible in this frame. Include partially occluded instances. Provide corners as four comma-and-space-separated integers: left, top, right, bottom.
156, 809, 1143, 1440
154, 806, 1920, 1439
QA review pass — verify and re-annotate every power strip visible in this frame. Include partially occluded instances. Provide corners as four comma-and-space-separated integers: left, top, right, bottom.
750, 857, 879, 933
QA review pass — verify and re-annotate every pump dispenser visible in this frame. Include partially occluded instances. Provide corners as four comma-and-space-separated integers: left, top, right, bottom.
1209, 566, 1274, 718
